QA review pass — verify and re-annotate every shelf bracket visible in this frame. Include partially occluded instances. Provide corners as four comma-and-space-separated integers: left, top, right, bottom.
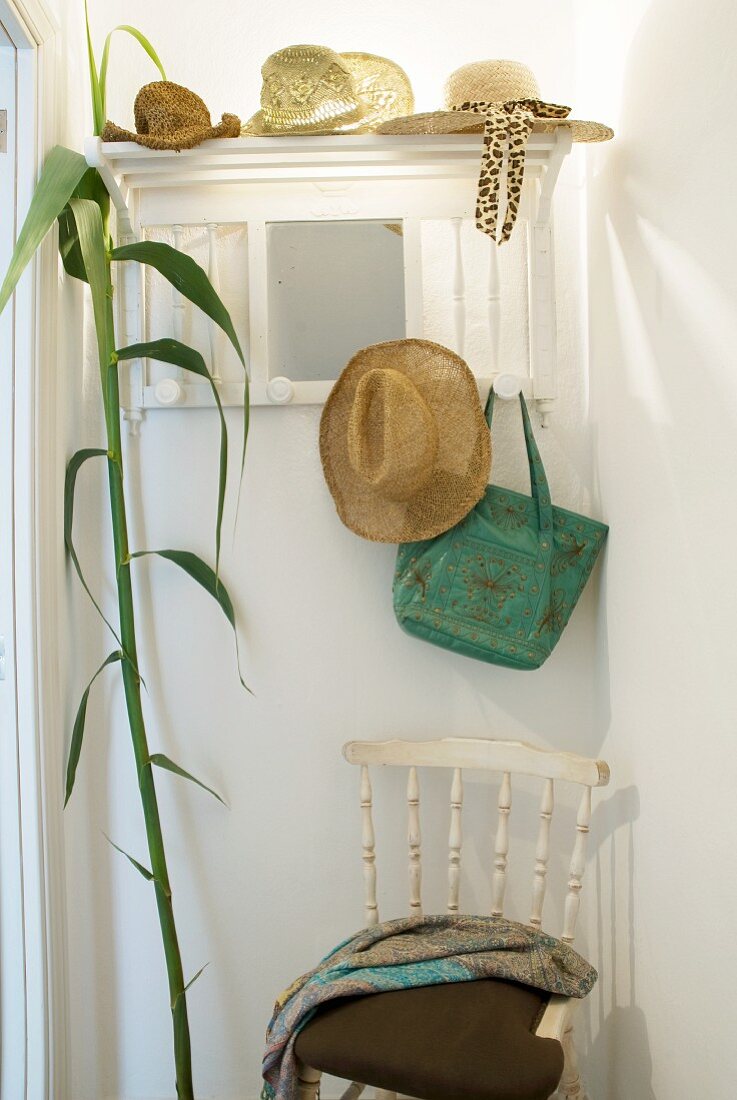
84, 136, 134, 237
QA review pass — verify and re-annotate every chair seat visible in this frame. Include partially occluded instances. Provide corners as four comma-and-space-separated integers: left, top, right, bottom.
294, 977, 565, 1100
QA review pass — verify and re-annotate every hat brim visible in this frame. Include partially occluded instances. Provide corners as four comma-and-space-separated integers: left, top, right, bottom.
101, 113, 241, 150
378, 110, 613, 143
241, 108, 369, 137
320, 339, 492, 544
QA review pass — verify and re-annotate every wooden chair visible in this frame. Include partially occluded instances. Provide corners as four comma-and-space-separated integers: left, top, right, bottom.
294, 738, 610, 1100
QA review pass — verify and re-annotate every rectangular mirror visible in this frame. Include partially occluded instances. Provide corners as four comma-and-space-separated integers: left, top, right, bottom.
267, 220, 406, 384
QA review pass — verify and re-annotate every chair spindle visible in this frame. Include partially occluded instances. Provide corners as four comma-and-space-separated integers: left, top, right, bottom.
491, 772, 512, 916
407, 766, 422, 914
529, 778, 554, 928
447, 768, 463, 913
561, 786, 592, 944
360, 765, 378, 926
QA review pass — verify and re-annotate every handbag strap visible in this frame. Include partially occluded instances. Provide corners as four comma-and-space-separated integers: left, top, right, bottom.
484, 387, 554, 536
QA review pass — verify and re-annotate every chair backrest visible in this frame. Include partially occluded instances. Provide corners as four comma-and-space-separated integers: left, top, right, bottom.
343, 737, 610, 946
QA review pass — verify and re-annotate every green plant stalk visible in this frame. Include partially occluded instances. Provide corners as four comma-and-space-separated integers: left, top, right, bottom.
0, 15, 224, 1090
100, 197, 194, 1098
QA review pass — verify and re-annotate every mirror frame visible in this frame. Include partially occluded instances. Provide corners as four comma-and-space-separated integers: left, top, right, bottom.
248, 215, 423, 405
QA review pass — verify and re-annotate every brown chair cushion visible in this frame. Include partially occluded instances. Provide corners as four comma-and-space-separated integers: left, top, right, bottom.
294, 977, 564, 1100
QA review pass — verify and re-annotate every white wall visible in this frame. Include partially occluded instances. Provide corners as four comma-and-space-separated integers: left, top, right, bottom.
53, 0, 737, 1098
575, 0, 737, 1097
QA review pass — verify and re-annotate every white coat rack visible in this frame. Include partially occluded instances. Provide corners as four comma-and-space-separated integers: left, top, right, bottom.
85, 129, 572, 431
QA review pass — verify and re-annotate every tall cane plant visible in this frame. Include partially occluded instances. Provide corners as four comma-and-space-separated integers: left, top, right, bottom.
0, 9, 249, 1098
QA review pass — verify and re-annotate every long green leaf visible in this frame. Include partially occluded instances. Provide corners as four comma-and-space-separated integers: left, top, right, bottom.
58, 168, 108, 282
0, 146, 89, 316
68, 198, 119, 444
64, 450, 147, 686
147, 753, 226, 805
104, 833, 154, 881
64, 448, 123, 645
65, 651, 123, 805
111, 241, 250, 502
84, 0, 104, 135
68, 198, 109, 376
109, 241, 245, 367
99, 26, 167, 120
130, 549, 250, 692
117, 339, 227, 574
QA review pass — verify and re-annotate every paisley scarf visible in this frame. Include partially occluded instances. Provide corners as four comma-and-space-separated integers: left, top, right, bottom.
261, 912, 597, 1100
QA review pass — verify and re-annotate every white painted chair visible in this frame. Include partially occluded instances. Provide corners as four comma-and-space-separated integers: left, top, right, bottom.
296, 737, 610, 1100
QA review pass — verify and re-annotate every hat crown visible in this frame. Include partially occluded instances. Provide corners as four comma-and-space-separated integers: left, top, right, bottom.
444, 60, 541, 108
259, 45, 364, 130
134, 82, 211, 136
347, 368, 438, 502
320, 339, 492, 543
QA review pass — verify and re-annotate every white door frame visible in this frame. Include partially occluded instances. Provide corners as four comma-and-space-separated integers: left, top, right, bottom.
0, 2, 63, 1097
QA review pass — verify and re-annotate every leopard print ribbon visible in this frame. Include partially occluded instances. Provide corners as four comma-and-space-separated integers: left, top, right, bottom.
453, 99, 571, 243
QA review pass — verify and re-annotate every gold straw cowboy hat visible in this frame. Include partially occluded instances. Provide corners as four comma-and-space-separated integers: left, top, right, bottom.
379, 60, 613, 243
102, 81, 241, 150
320, 340, 492, 544
242, 44, 414, 135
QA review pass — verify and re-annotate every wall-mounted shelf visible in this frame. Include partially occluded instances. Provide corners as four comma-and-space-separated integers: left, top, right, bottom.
86, 129, 572, 429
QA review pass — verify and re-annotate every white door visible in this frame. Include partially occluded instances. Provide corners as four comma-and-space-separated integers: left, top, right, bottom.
0, 19, 28, 1100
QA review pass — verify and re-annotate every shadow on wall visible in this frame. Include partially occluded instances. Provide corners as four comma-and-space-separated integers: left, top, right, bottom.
583, 0, 737, 1096
586, 787, 656, 1100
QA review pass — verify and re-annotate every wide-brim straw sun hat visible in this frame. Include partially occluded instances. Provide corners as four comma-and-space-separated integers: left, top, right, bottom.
102, 81, 241, 150
378, 59, 612, 143
378, 60, 612, 244
242, 45, 414, 136
320, 339, 491, 544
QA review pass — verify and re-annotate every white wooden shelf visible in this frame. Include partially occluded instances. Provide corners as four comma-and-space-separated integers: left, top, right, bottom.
86, 129, 572, 427
89, 132, 570, 204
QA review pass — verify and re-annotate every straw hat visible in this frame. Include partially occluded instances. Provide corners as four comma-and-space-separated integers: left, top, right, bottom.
102, 81, 241, 150
320, 340, 491, 544
379, 60, 611, 244
379, 60, 612, 143
242, 45, 414, 136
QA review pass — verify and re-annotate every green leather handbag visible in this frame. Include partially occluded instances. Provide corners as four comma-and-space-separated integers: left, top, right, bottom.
393, 390, 608, 670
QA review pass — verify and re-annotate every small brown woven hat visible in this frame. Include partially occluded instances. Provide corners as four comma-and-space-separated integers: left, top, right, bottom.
102, 81, 241, 151
320, 339, 491, 544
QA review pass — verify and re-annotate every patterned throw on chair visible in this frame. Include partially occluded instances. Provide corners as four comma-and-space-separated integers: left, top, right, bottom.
261, 913, 597, 1100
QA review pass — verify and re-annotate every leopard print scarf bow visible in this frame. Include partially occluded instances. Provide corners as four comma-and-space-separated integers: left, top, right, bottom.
453, 99, 571, 243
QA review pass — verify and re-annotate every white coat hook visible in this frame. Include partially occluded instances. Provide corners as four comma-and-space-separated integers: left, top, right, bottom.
207, 223, 222, 383
154, 377, 184, 406
493, 373, 523, 401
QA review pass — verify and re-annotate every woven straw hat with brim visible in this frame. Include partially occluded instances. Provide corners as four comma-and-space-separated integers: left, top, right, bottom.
378, 59, 612, 143
242, 44, 414, 136
102, 81, 241, 150
320, 340, 492, 544
379, 60, 612, 244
